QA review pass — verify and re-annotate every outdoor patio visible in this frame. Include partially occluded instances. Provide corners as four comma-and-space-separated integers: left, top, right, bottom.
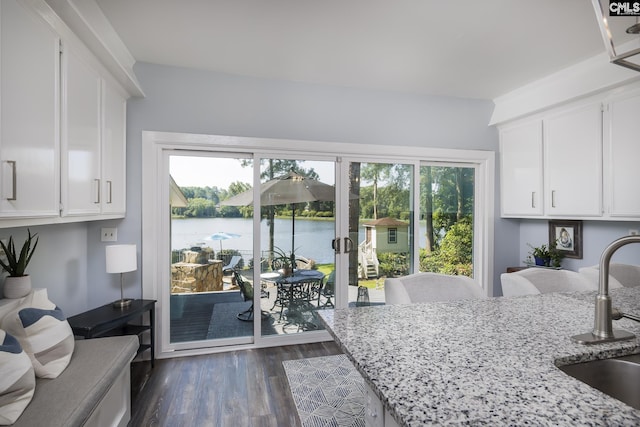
170, 274, 385, 343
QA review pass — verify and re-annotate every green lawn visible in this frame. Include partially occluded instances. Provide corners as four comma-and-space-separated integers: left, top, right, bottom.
315, 263, 383, 289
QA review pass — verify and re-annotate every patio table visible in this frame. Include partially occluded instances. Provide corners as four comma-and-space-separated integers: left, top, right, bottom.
271, 270, 324, 330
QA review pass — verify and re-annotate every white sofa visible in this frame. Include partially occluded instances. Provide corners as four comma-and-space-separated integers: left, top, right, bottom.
1, 291, 138, 427
384, 272, 485, 304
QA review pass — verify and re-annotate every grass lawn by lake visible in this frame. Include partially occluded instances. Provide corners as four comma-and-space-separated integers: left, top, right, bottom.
315, 263, 383, 289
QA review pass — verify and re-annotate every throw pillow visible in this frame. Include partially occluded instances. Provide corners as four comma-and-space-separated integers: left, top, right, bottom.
2, 299, 75, 379
0, 329, 35, 425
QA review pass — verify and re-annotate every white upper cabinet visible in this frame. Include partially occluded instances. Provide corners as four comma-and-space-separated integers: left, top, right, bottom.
0, 0, 60, 218
61, 44, 101, 216
544, 103, 602, 217
499, 101, 604, 219
499, 120, 544, 216
61, 43, 127, 218
101, 79, 127, 215
605, 92, 640, 217
0, 0, 130, 227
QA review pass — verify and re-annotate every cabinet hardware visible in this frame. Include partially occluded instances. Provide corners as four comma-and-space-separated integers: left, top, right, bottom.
2, 161, 17, 201
106, 180, 112, 204
531, 191, 536, 208
94, 179, 100, 204
551, 190, 556, 208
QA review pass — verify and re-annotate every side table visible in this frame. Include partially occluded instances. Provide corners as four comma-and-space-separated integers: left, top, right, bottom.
67, 299, 156, 367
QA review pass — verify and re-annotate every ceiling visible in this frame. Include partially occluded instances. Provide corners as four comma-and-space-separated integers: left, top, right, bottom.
95, 0, 610, 100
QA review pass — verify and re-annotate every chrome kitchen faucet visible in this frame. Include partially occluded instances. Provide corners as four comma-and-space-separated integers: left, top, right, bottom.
572, 235, 640, 345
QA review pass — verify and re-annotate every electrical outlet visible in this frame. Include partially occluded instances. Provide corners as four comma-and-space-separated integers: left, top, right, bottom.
101, 228, 117, 242
630, 229, 639, 236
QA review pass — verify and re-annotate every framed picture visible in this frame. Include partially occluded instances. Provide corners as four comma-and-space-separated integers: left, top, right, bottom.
548, 220, 582, 259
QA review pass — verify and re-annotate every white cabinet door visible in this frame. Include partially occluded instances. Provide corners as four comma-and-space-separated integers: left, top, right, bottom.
544, 103, 602, 217
499, 120, 544, 216
61, 45, 101, 216
0, 0, 59, 218
101, 79, 127, 215
606, 93, 640, 217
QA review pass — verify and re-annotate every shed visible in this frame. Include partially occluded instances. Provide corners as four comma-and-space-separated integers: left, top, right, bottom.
363, 217, 409, 254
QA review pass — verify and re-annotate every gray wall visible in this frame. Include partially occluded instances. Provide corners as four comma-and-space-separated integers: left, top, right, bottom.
89, 62, 511, 299
519, 220, 640, 272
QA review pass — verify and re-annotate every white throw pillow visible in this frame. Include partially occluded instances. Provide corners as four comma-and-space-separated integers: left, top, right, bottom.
1, 295, 74, 379
0, 329, 35, 425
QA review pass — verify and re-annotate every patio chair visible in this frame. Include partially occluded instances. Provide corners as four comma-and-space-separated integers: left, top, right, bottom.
385, 272, 485, 304
234, 271, 269, 321
316, 270, 335, 308
222, 255, 242, 275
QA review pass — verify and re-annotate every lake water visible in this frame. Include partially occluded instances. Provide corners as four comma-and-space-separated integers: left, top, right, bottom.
172, 217, 340, 264
172, 217, 428, 264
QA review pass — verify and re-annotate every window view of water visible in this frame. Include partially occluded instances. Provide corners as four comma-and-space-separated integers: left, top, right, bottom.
172, 217, 429, 265
172, 217, 337, 264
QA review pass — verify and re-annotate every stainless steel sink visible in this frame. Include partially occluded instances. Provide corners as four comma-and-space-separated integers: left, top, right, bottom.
559, 354, 640, 410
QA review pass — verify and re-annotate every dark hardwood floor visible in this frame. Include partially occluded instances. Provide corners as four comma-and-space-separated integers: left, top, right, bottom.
129, 341, 343, 427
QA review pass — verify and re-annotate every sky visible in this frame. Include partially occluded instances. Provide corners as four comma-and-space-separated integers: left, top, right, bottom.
169, 156, 336, 189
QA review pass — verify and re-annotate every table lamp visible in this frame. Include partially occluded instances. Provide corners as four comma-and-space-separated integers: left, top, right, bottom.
106, 244, 137, 308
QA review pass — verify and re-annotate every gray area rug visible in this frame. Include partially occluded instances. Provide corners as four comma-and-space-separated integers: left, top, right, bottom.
283, 354, 365, 427
206, 301, 277, 339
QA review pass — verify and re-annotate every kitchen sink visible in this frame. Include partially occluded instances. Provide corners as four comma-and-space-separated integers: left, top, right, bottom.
559, 354, 640, 410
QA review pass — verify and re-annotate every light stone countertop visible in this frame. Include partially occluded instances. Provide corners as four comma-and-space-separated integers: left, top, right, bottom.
318, 287, 640, 426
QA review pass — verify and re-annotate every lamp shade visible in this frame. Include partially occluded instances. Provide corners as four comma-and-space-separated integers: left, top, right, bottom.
106, 244, 137, 274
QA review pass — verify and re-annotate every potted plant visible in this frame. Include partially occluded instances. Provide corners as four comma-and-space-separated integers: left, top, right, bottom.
271, 246, 295, 276
526, 242, 565, 268
0, 229, 38, 298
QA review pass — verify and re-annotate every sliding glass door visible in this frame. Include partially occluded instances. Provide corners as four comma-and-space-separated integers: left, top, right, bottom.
167, 151, 337, 349
143, 132, 492, 356
335, 159, 478, 308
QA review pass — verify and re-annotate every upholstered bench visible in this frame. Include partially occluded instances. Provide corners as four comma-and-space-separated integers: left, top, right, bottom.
12, 335, 138, 427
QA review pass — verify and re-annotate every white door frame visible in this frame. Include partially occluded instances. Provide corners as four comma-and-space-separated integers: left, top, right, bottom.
142, 131, 494, 359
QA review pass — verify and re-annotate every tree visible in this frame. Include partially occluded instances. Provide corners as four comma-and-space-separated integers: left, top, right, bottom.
360, 164, 392, 219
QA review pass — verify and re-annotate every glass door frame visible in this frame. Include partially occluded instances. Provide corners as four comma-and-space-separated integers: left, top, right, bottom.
142, 131, 495, 359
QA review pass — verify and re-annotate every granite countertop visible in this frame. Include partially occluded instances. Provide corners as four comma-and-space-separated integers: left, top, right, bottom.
318, 287, 640, 426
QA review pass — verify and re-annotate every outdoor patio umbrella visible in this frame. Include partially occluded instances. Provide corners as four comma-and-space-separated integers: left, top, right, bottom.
219, 171, 335, 256
204, 231, 241, 252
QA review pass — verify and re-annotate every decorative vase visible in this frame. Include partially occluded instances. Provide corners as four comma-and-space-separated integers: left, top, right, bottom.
3, 275, 32, 299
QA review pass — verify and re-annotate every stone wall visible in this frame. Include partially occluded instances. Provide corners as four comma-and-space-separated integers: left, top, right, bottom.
171, 259, 223, 294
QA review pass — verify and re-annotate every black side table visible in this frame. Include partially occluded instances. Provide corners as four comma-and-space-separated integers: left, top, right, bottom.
68, 299, 156, 367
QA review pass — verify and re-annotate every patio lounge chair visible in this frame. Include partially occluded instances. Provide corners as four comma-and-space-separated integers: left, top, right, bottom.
222, 255, 242, 274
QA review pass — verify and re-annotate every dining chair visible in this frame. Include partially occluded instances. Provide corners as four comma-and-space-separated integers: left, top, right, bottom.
501, 268, 610, 297
385, 272, 485, 304
234, 271, 269, 321
579, 263, 640, 288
